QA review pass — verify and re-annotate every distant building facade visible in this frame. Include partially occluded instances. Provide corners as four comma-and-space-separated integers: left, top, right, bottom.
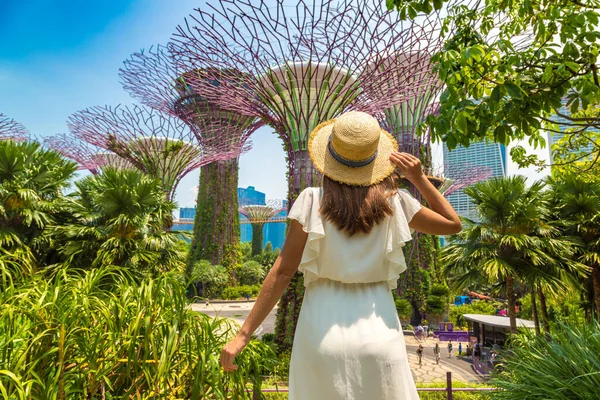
443, 141, 507, 220
238, 186, 266, 206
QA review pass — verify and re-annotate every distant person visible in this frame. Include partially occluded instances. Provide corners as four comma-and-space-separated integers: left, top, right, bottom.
417, 324, 424, 340
218, 111, 462, 399
458, 342, 463, 356
245, 293, 251, 302
448, 340, 453, 358
433, 342, 441, 364
417, 344, 424, 366
474, 342, 481, 358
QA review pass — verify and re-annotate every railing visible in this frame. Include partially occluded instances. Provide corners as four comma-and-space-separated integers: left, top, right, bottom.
174, 216, 289, 225
252, 372, 496, 399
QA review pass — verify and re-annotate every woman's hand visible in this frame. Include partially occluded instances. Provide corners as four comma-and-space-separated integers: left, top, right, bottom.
220, 333, 250, 372
390, 152, 424, 183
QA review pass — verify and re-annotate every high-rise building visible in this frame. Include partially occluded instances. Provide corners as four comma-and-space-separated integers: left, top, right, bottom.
443, 141, 507, 220
238, 186, 266, 206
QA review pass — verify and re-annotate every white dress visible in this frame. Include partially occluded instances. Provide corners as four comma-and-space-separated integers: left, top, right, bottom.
287, 187, 422, 400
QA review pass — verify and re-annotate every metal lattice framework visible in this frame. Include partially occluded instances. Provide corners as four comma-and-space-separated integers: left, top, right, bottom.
119, 44, 263, 157
240, 200, 285, 256
68, 104, 216, 201
170, 0, 447, 201
436, 163, 493, 198
239, 200, 285, 224
0, 114, 28, 142
44, 133, 134, 174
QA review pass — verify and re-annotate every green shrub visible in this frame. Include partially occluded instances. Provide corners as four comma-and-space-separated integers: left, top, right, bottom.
238, 260, 265, 285
0, 266, 276, 398
395, 297, 413, 320
240, 241, 253, 262
430, 283, 450, 297
190, 260, 229, 298
426, 295, 446, 315
490, 322, 600, 400
449, 301, 497, 329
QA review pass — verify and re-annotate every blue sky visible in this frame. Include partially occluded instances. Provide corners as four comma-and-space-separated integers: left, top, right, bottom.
0, 0, 288, 206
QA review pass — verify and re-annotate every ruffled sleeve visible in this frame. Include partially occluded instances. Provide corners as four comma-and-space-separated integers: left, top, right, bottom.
385, 189, 422, 289
287, 187, 324, 286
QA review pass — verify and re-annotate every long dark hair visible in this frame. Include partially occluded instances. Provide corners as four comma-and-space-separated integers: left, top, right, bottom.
320, 172, 399, 236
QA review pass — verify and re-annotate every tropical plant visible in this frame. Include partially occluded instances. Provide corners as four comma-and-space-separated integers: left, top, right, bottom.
490, 321, 600, 400
238, 260, 266, 286
548, 174, 600, 320
52, 168, 184, 275
449, 301, 497, 330
0, 140, 77, 269
190, 259, 230, 299
442, 176, 586, 332
0, 265, 276, 399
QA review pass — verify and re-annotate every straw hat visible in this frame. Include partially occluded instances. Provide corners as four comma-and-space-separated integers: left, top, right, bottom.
308, 111, 398, 186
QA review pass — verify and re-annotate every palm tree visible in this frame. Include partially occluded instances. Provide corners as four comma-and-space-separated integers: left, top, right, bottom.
0, 140, 77, 270
53, 168, 185, 275
549, 175, 600, 320
442, 176, 585, 333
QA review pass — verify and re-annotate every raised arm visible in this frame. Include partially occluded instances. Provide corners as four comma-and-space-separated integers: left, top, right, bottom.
220, 219, 308, 371
390, 152, 462, 236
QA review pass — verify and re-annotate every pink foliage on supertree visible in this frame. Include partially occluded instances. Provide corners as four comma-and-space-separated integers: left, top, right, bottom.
119, 44, 262, 159
0, 113, 29, 142
68, 104, 222, 201
435, 163, 493, 197
44, 133, 134, 174
169, 0, 447, 201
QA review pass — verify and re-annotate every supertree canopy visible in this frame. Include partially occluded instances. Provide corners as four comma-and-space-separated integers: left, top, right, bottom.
68, 104, 210, 203
44, 133, 134, 174
0, 113, 28, 142
119, 44, 263, 272
170, 0, 447, 349
239, 200, 285, 257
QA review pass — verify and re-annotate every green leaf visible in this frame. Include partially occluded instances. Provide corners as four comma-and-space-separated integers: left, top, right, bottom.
504, 82, 523, 100
446, 134, 458, 150
433, 0, 443, 10
456, 112, 469, 134
490, 85, 502, 103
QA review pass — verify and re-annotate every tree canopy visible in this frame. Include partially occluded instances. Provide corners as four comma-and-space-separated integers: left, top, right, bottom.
387, 0, 600, 171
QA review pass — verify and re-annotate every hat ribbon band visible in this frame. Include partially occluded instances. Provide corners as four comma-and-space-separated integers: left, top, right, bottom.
327, 135, 378, 168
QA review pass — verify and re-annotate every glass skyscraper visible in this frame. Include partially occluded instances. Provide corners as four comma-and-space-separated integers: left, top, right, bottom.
443, 141, 507, 220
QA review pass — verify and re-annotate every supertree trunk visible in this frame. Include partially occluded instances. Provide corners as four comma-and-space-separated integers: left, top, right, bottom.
250, 222, 265, 256
188, 159, 240, 279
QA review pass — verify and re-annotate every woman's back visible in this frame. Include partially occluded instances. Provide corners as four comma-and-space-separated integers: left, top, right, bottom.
289, 186, 422, 290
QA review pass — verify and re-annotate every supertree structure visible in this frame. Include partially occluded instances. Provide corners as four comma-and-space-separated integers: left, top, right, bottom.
119, 44, 263, 271
44, 133, 134, 174
170, 0, 446, 348
239, 200, 285, 257
0, 113, 28, 142
170, 0, 446, 204
68, 104, 212, 203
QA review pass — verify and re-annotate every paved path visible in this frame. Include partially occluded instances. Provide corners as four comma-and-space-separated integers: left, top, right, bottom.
191, 301, 482, 383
